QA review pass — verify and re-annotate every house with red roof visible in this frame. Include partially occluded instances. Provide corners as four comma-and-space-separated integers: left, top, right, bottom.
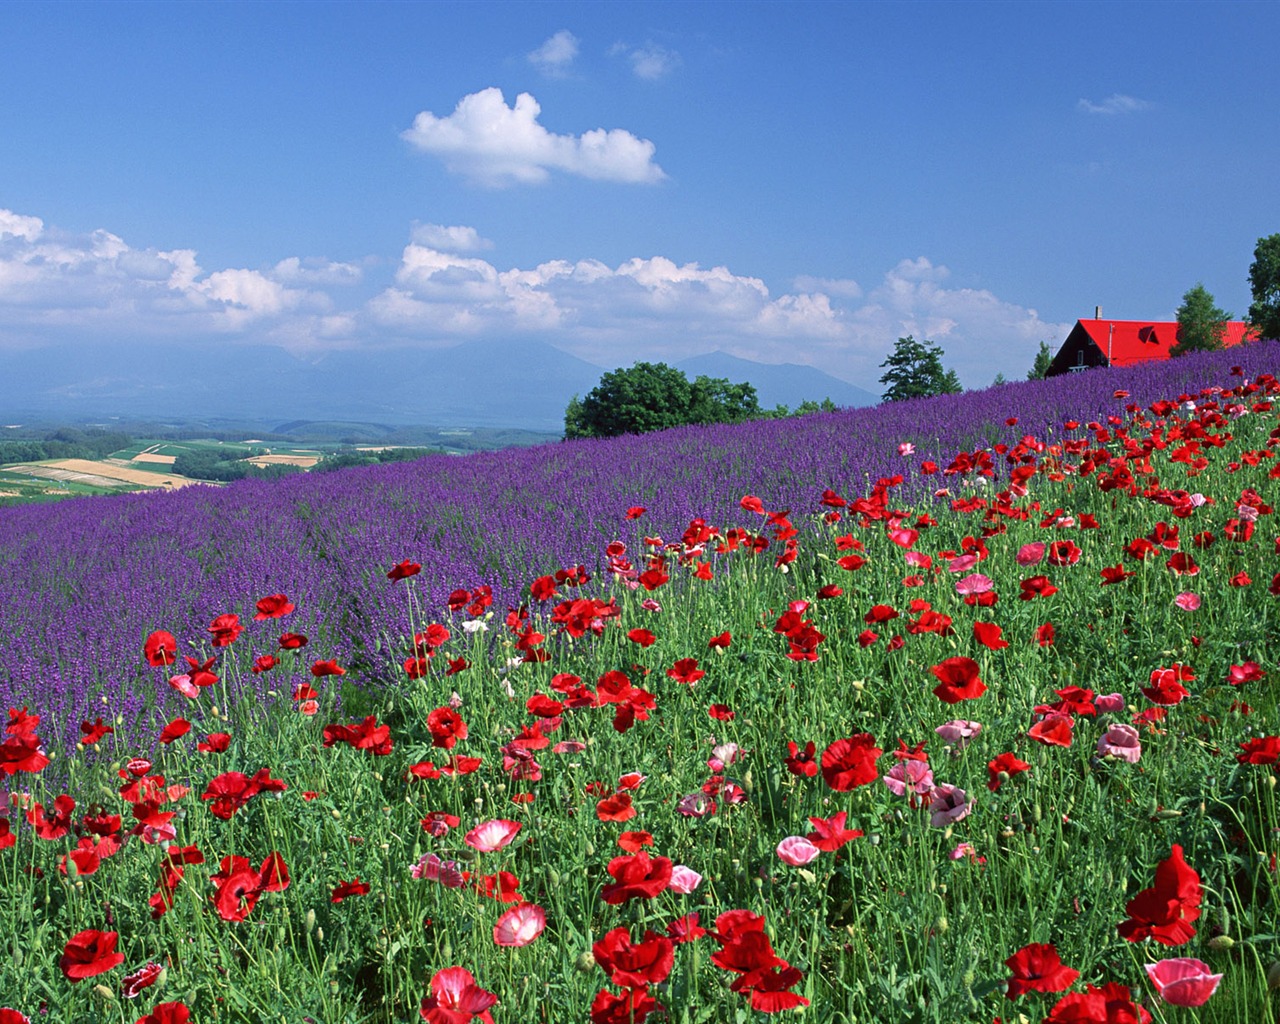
1045, 312, 1258, 377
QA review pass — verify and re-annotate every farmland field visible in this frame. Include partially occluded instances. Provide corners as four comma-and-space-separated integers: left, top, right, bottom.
0, 343, 1278, 1023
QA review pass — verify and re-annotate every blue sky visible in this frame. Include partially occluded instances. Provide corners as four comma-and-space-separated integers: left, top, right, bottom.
1, 1, 1276, 389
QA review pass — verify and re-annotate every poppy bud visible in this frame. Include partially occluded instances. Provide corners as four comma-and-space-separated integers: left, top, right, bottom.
935, 915, 949, 934
316, 927, 324, 942
92, 983, 115, 1002
1153, 808, 1183, 820
1207, 935, 1234, 950
575, 951, 597, 973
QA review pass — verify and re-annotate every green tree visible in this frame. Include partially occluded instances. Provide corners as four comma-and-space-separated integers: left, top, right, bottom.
1171, 283, 1231, 357
1027, 341, 1054, 380
1248, 233, 1280, 340
564, 362, 694, 439
878, 336, 960, 402
688, 376, 761, 425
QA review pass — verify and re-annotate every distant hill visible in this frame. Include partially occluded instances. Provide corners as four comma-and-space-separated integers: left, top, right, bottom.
1, 341, 878, 432
675, 351, 878, 410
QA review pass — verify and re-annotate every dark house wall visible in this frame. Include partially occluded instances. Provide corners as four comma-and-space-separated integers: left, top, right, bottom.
1045, 325, 1105, 377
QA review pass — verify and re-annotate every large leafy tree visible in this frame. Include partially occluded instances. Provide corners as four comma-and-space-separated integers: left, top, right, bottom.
565, 362, 693, 439
688, 375, 761, 425
1248, 233, 1280, 341
1171, 283, 1231, 357
878, 335, 962, 402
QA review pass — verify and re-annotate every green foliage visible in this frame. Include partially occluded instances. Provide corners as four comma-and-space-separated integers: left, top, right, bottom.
314, 447, 441, 473
1172, 283, 1232, 357
0, 427, 133, 464
565, 362, 766, 438
1248, 233, 1280, 341
172, 449, 302, 481
1027, 341, 1054, 380
879, 335, 963, 401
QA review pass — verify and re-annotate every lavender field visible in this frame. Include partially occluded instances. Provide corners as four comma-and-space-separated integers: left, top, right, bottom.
2, 344, 1278, 760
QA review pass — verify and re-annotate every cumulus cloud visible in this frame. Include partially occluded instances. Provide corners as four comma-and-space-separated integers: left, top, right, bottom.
410, 223, 494, 252
0, 206, 327, 343
401, 88, 666, 186
0, 205, 1067, 388
271, 256, 363, 286
528, 30, 579, 76
1078, 93, 1151, 115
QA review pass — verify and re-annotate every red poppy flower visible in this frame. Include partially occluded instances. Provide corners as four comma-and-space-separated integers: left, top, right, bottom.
593, 927, 676, 988
310, 659, 345, 678
1237, 736, 1280, 764
1046, 541, 1081, 566
617, 830, 653, 852
708, 631, 732, 649
1004, 942, 1080, 998
278, 632, 308, 649
387, 559, 421, 581
1035, 622, 1056, 647
427, 707, 468, 749
143, 631, 177, 667
806, 811, 863, 851
1100, 564, 1135, 585
210, 852, 290, 922
625, 506, 647, 519
136, 1004, 191, 1024
590, 987, 662, 1024
1019, 576, 1058, 601
207, 613, 242, 648
28, 794, 75, 840
419, 966, 498, 1024
600, 851, 673, 904
930, 657, 987, 704
1028, 713, 1073, 747
331, 878, 371, 903
708, 703, 734, 721
987, 752, 1031, 791
784, 740, 818, 778
627, 629, 656, 648
1117, 844, 1201, 945
820, 734, 882, 790
253, 594, 294, 620
121, 961, 164, 998
667, 658, 704, 685
59, 928, 124, 981
322, 716, 393, 756
197, 732, 231, 753
596, 792, 637, 822
1142, 664, 1194, 706
973, 621, 1009, 650
1044, 983, 1152, 1024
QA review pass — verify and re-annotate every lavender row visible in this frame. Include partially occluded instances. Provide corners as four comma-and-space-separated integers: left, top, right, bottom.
1, 342, 1275, 759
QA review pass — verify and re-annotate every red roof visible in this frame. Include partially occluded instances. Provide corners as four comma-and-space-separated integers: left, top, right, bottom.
1075, 319, 1258, 367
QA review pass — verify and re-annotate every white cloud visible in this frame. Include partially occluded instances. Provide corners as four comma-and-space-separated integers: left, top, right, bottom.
793, 274, 862, 299
629, 44, 680, 80
528, 30, 579, 76
272, 256, 363, 286
1078, 93, 1151, 115
0, 205, 1068, 388
410, 223, 494, 252
0, 209, 43, 242
400, 88, 666, 186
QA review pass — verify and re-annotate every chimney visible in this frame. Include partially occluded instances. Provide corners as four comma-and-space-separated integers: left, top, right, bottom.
1095, 306, 1102, 320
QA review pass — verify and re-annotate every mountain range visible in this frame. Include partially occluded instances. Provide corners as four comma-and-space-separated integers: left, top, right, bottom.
0, 341, 878, 432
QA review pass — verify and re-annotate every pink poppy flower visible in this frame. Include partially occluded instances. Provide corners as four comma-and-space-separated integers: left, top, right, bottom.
898, 442, 915, 456
1016, 542, 1045, 566
928, 784, 973, 827
1174, 592, 1201, 611
935, 720, 982, 750
948, 554, 980, 573
955, 574, 994, 596
1144, 958, 1222, 1006
1097, 724, 1142, 763
493, 902, 546, 947
1094, 692, 1126, 714
668, 865, 703, 894
883, 759, 934, 798
465, 819, 522, 853
776, 836, 821, 866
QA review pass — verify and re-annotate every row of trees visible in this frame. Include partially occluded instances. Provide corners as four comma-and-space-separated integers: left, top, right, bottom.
0, 428, 133, 465
564, 363, 836, 439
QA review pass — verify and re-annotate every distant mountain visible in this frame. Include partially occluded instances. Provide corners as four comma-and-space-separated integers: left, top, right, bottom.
0, 341, 878, 432
675, 351, 878, 410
